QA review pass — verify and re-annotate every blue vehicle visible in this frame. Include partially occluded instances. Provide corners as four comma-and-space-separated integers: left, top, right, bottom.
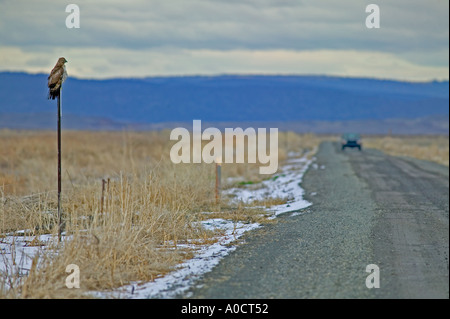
341, 133, 362, 151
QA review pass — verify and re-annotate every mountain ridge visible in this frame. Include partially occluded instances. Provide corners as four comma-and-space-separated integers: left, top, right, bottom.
0, 72, 448, 133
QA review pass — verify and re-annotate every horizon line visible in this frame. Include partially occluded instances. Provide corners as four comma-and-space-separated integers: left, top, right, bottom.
1, 70, 448, 84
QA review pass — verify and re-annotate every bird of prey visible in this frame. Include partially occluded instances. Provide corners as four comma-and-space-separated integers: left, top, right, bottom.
47, 57, 68, 100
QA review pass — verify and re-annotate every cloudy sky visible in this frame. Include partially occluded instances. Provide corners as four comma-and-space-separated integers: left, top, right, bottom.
0, 0, 448, 81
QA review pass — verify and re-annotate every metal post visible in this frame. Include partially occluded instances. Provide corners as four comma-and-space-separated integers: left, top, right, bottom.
101, 179, 106, 214
215, 160, 221, 205
57, 92, 62, 242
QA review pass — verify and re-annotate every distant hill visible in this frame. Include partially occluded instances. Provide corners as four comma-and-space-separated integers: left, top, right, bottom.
0, 72, 448, 133
1, 113, 447, 135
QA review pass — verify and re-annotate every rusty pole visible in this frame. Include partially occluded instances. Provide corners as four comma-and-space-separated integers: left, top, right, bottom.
215, 159, 221, 205
57, 91, 62, 242
101, 179, 106, 214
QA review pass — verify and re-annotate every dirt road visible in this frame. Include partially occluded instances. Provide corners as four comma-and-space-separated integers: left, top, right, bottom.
182, 142, 449, 299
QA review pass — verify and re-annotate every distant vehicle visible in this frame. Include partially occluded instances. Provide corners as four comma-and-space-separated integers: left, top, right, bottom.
341, 133, 362, 150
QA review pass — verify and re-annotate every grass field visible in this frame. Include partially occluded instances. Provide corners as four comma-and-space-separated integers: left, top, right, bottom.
0, 129, 322, 298
363, 135, 449, 167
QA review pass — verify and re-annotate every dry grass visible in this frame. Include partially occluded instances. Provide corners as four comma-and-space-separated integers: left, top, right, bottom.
363, 135, 449, 167
0, 129, 323, 298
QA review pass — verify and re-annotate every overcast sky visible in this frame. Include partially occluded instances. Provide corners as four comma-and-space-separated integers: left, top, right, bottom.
0, 0, 448, 81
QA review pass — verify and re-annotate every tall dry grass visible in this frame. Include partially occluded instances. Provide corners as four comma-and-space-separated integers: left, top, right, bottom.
0, 129, 323, 298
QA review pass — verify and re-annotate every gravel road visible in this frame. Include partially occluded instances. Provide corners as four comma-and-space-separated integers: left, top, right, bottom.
182, 141, 449, 299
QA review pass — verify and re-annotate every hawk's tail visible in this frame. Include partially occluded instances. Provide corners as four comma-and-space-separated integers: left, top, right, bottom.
48, 87, 60, 100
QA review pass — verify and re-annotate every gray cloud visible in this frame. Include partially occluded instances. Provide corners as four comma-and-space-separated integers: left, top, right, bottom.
0, 0, 448, 79
1, 1, 447, 50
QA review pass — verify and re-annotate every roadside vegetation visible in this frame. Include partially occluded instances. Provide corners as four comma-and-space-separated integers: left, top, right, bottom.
0, 129, 324, 298
363, 135, 449, 167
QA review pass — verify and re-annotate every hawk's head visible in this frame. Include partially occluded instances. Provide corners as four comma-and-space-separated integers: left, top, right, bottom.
57, 57, 68, 65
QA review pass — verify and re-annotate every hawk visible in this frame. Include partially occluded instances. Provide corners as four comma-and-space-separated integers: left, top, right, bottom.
47, 57, 68, 100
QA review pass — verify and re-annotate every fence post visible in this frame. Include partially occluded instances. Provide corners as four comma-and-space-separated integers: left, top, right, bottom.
215, 157, 221, 206
101, 179, 106, 214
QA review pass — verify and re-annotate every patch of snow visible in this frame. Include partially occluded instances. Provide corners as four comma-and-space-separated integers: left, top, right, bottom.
93, 219, 260, 299
225, 154, 312, 218
0, 234, 56, 291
